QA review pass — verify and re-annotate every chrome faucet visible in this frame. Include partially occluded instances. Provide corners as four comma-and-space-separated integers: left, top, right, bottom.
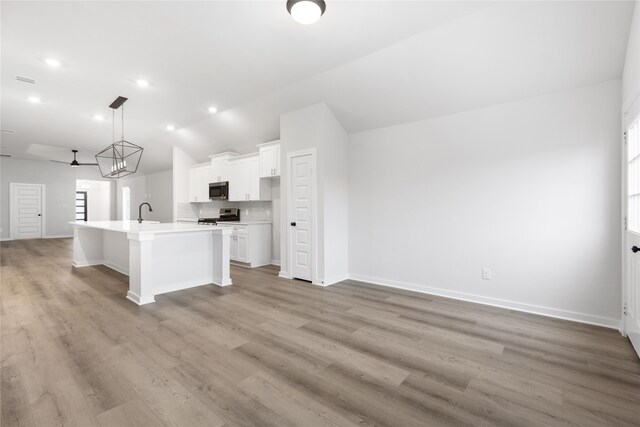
138, 202, 153, 223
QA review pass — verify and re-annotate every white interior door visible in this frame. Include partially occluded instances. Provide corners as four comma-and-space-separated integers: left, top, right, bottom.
624, 103, 640, 358
290, 154, 313, 281
10, 184, 43, 239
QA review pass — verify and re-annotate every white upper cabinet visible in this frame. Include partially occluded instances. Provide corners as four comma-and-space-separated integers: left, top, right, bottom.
210, 152, 238, 183
258, 140, 280, 178
188, 163, 211, 203
228, 154, 271, 202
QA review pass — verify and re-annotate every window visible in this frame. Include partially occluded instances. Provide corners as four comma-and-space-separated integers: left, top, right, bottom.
76, 191, 88, 221
122, 187, 130, 221
628, 116, 640, 232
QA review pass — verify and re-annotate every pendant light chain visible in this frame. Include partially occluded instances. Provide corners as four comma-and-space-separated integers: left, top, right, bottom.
121, 104, 125, 141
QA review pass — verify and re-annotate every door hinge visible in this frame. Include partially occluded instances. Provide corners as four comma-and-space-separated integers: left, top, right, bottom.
625, 216, 628, 230
623, 302, 628, 316
624, 132, 628, 145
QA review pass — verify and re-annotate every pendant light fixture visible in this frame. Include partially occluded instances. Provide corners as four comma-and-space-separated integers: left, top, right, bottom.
95, 96, 143, 179
287, 0, 326, 25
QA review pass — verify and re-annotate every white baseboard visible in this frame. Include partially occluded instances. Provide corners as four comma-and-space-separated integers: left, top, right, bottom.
348, 273, 621, 330
0, 237, 13, 242
101, 260, 129, 276
44, 234, 73, 239
278, 270, 291, 279
270, 260, 281, 266
73, 260, 129, 276
126, 291, 155, 305
322, 274, 349, 286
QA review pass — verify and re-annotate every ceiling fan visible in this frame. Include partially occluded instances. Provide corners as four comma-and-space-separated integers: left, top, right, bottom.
51, 149, 98, 167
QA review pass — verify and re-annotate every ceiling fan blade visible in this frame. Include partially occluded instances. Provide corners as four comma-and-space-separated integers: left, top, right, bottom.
78, 163, 99, 166
50, 160, 70, 164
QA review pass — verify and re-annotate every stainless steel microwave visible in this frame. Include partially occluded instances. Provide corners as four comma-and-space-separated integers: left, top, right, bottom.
209, 181, 229, 200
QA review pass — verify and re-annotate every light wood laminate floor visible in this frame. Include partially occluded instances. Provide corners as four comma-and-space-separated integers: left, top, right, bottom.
1, 238, 639, 426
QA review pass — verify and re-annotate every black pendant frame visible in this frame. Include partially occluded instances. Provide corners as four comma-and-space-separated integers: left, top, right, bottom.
95, 96, 143, 179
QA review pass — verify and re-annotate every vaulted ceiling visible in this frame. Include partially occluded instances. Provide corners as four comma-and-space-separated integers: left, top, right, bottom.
1, 1, 635, 173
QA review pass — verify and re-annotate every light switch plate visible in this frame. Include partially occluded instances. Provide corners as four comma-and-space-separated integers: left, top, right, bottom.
482, 268, 492, 280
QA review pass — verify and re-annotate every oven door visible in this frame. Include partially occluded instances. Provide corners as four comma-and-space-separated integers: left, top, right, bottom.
209, 182, 229, 200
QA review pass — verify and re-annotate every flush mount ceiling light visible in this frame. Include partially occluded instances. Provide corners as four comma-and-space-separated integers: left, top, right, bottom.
287, 0, 326, 24
208, 106, 218, 114
166, 124, 175, 131
93, 114, 104, 121
28, 96, 41, 104
136, 79, 149, 87
95, 96, 143, 179
44, 58, 61, 67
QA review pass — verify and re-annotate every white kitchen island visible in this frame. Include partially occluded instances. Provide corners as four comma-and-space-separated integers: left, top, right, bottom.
70, 221, 232, 305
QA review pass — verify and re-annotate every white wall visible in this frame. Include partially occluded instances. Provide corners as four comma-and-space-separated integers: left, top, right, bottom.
271, 180, 281, 264
321, 108, 349, 284
116, 170, 173, 223
622, 1, 639, 113
348, 80, 622, 328
172, 146, 197, 221
0, 157, 115, 239
280, 103, 349, 284
76, 179, 112, 221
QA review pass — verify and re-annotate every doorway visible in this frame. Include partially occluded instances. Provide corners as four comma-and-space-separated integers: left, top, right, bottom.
624, 98, 640, 358
9, 183, 44, 240
287, 149, 317, 282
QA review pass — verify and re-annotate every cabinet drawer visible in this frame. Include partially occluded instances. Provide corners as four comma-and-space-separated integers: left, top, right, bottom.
231, 225, 248, 234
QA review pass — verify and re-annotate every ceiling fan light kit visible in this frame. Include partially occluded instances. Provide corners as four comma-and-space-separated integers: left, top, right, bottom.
95, 96, 144, 179
287, 0, 326, 25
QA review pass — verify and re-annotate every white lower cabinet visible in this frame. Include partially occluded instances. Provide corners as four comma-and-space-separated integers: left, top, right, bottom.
221, 223, 271, 267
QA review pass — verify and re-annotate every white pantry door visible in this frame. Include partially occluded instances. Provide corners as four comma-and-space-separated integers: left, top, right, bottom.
290, 154, 313, 281
10, 184, 43, 239
624, 102, 640, 359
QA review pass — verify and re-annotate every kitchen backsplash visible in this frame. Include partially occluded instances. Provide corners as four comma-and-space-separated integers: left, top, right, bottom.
177, 201, 272, 222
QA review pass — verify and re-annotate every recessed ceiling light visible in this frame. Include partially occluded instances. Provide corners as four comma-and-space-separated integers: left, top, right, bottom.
208, 106, 218, 114
136, 79, 149, 87
93, 114, 104, 121
28, 96, 41, 104
287, 0, 326, 25
44, 58, 61, 67
166, 124, 175, 131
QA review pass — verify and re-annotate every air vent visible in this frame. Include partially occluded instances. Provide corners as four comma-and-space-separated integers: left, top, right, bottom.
1, 129, 16, 134
16, 75, 36, 84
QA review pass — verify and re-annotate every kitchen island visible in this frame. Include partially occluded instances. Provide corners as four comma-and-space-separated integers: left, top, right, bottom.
70, 221, 232, 305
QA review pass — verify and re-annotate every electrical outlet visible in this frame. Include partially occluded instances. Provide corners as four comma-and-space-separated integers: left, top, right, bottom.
482, 268, 492, 280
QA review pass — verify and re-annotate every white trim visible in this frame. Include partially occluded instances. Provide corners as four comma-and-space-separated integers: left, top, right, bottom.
126, 291, 155, 305
44, 234, 73, 239
9, 183, 46, 240
0, 238, 14, 242
323, 274, 349, 286
270, 260, 281, 266
348, 273, 621, 330
286, 148, 318, 284
278, 270, 292, 279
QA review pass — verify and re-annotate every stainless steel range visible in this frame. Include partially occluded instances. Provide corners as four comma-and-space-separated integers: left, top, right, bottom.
197, 208, 240, 225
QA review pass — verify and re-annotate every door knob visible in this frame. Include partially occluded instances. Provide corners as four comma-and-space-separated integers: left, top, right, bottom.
290, 222, 296, 226
633, 246, 640, 253
38, 214, 41, 216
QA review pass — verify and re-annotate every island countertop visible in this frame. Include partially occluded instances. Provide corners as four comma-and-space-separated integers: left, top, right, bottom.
70, 220, 230, 235
70, 220, 233, 305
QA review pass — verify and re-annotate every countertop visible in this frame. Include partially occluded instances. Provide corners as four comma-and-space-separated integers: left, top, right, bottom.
69, 221, 231, 235
216, 221, 272, 225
